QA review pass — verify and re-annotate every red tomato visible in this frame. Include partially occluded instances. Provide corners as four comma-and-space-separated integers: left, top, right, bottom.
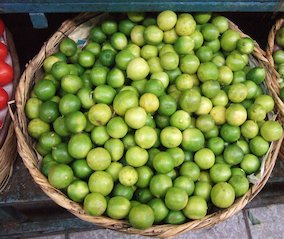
0, 19, 4, 36
0, 61, 13, 86
0, 87, 8, 110
0, 42, 8, 61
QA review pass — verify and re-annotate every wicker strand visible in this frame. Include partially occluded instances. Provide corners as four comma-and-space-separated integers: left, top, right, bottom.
14, 13, 283, 238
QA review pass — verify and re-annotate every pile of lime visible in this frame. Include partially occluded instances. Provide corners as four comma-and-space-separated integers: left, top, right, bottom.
273, 25, 284, 99
25, 11, 283, 229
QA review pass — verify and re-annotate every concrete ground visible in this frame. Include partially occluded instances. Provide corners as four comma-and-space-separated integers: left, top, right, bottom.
29, 203, 284, 239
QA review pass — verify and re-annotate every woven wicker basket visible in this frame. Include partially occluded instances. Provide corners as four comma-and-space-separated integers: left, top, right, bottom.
266, 18, 284, 161
14, 13, 283, 238
0, 28, 20, 192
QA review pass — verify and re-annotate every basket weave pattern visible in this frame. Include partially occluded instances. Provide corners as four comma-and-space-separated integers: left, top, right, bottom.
15, 13, 283, 238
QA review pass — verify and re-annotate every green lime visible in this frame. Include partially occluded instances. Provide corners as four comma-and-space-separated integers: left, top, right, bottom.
180, 161, 200, 181
164, 29, 179, 44
88, 103, 112, 126
144, 25, 163, 45
126, 146, 148, 167
99, 49, 116, 67
34, 79, 56, 101
260, 120, 283, 142
157, 10, 177, 31
175, 74, 194, 91
84, 192, 107, 216
107, 196, 131, 219
240, 154, 261, 174
52, 116, 69, 137
246, 67, 266, 84
52, 143, 73, 164
174, 36, 194, 55
224, 144, 244, 166
211, 182, 235, 208
48, 164, 73, 189
135, 126, 157, 149
136, 166, 154, 188
127, 12, 145, 22
59, 94, 81, 115
229, 175, 249, 197
144, 79, 165, 97
179, 89, 201, 113
68, 133, 92, 159
194, 181, 212, 201
182, 128, 205, 152
25, 98, 42, 119
197, 62, 219, 82
110, 32, 128, 50
106, 116, 128, 139
88, 171, 114, 196
152, 152, 174, 174
170, 110, 191, 130
86, 147, 111, 171
160, 52, 179, 71
104, 138, 124, 162
119, 19, 136, 36
106, 162, 123, 182
174, 176, 195, 196
72, 159, 93, 179
67, 180, 89, 203
38, 101, 59, 124
59, 38, 77, 57
148, 198, 169, 223
212, 16, 229, 33
65, 111, 87, 134
115, 49, 135, 70
51, 61, 70, 80
194, 148, 215, 170
128, 204, 154, 230
165, 187, 188, 211
101, 20, 118, 35
78, 50, 95, 68
76, 87, 95, 109
39, 131, 61, 151
135, 188, 153, 203
85, 42, 101, 57
130, 25, 145, 46
210, 163, 231, 183
183, 196, 207, 219
196, 46, 213, 63
90, 66, 108, 86
220, 29, 240, 52
119, 166, 138, 186
237, 37, 254, 54
175, 13, 196, 36
201, 23, 219, 41
89, 26, 107, 44
194, 13, 211, 24
149, 174, 172, 198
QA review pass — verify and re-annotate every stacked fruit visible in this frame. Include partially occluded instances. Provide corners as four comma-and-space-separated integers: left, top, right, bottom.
25, 11, 283, 229
272, 25, 284, 100
0, 19, 14, 128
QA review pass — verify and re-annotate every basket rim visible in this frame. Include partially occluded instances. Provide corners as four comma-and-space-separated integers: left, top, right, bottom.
14, 12, 284, 238
0, 27, 20, 192
266, 17, 284, 124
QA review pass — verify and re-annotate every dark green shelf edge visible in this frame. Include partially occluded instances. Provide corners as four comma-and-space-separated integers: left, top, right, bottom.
0, 1, 284, 13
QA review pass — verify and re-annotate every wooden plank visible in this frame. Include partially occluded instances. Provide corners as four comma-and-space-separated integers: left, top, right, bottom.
0, 0, 283, 13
